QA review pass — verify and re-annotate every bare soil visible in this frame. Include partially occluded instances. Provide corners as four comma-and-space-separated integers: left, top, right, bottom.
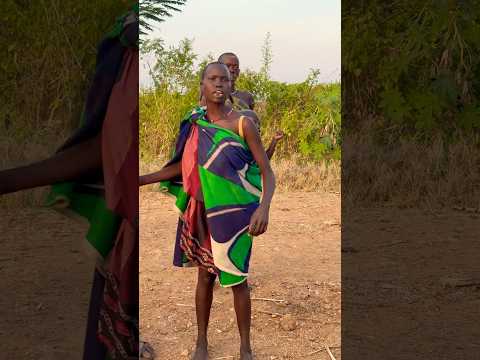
139, 191, 341, 360
5, 190, 476, 359
0, 190, 341, 360
342, 205, 480, 359
0, 205, 95, 359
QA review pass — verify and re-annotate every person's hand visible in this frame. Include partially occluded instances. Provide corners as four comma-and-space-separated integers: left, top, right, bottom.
273, 130, 284, 141
248, 204, 270, 236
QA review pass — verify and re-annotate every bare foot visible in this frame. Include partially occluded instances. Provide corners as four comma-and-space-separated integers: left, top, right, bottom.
139, 341, 155, 359
240, 346, 253, 360
192, 341, 209, 360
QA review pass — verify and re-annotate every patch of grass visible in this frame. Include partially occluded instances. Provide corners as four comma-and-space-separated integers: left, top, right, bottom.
343, 125, 480, 208
140, 156, 341, 194
1, 1, 132, 208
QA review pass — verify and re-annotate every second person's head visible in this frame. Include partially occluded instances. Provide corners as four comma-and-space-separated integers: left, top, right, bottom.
218, 52, 240, 84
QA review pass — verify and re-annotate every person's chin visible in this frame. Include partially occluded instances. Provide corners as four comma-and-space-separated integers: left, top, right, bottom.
211, 98, 225, 104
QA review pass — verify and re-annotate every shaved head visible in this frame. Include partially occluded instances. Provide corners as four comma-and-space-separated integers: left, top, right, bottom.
200, 62, 230, 82
218, 53, 240, 82
218, 52, 239, 63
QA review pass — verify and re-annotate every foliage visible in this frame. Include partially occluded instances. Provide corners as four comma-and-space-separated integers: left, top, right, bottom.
1, 0, 132, 150
139, 0, 187, 39
1, 1, 134, 208
141, 38, 197, 93
342, 0, 480, 141
140, 36, 341, 163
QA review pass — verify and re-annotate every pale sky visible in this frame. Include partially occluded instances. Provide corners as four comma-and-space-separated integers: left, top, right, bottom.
140, 0, 340, 87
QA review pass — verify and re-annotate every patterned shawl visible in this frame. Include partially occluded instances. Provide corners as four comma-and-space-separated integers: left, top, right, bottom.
161, 107, 262, 287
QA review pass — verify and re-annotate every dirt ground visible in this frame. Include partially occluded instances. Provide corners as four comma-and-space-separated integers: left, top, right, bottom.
0, 190, 341, 360
0, 204, 95, 359
342, 206, 480, 359
139, 191, 341, 360
3, 189, 478, 359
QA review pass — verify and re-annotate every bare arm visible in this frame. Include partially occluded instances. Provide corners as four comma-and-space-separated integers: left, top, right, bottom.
265, 131, 284, 160
242, 116, 276, 235
266, 139, 277, 160
0, 134, 102, 195
139, 161, 182, 186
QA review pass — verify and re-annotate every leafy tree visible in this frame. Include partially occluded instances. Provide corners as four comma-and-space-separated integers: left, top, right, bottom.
140, 0, 187, 37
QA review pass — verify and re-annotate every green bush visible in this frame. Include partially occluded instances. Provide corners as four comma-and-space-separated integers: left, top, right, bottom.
140, 37, 341, 163
343, 1, 480, 141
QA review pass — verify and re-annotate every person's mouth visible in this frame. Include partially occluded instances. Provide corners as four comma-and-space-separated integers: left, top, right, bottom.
213, 90, 224, 97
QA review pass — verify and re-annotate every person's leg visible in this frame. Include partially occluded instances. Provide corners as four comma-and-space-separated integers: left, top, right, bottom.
232, 280, 253, 359
193, 267, 216, 360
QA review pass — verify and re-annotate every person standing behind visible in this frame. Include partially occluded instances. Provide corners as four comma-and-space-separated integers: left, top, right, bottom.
218, 52, 255, 110
200, 52, 284, 159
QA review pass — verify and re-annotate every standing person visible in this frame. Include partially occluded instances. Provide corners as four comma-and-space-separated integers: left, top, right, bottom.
219, 52, 284, 158
218, 52, 255, 110
0, 6, 139, 360
140, 62, 276, 360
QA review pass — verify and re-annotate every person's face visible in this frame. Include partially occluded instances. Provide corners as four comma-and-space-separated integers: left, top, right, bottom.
221, 55, 240, 82
201, 64, 232, 104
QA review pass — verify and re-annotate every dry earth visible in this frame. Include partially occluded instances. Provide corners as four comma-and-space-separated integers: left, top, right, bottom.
139, 191, 341, 360
0, 205, 95, 359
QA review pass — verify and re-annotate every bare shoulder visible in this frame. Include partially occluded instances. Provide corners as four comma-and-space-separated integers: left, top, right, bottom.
239, 90, 254, 101
232, 111, 256, 128
246, 91, 254, 103
240, 109, 259, 122
240, 115, 258, 136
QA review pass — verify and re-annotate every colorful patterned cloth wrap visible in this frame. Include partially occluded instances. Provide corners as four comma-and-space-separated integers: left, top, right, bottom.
161, 106, 262, 287
45, 4, 139, 261
44, 5, 139, 359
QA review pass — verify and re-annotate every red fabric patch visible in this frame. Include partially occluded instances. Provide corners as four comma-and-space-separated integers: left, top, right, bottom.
103, 294, 119, 313
98, 333, 115, 352
115, 320, 132, 337
182, 125, 201, 200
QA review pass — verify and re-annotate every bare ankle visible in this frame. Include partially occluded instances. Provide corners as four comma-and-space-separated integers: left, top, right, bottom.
196, 337, 208, 347
240, 345, 253, 359
193, 341, 209, 360
240, 343, 252, 352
